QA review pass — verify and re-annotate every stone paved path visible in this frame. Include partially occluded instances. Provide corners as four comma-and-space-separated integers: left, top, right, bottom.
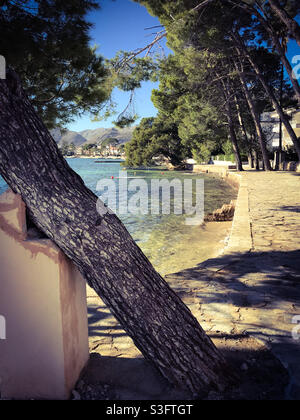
86, 171, 300, 399
166, 171, 300, 398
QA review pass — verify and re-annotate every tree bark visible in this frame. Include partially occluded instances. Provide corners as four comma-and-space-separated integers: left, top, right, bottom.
220, 80, 244, 171
268, 0, 300, 47
225, 100, 244, 171
230, 0, 300, 103
234, 94, 255, 167
236, 67, 272, 171
254, 149, 260, 170
249, 1, 300, 103
0, 70, 234, 395
264, 22, 300, 104
248, 151, 255, 169
237, 41, 300, 161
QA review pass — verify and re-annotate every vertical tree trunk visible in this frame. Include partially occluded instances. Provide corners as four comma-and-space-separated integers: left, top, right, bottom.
234, 95, 255, 168
0, 70, 234, 395
275, 64, 284, 171
254, 150, 260, 171
225, 100, 244, 171
220, 80, 244, 171
268, 0, 300, 47
239, 43, 300, 161
237, 68, 272, 171
248, 151, 255, 169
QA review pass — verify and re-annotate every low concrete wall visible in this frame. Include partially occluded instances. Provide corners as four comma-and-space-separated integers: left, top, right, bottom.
0, 190, 89, 400
193, 164, 236, 176
224, 175, 253, 253
194, 168, 252, 255
213, 172, 252, 253
193, 164, 240, 189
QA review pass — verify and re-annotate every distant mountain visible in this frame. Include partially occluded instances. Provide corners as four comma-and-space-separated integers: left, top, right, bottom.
51, 128, 62, 143
80, 126, 135, 145
51, 126, 136, 147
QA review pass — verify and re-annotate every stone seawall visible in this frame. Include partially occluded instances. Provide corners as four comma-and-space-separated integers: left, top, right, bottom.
193, 164, 236, 176
194, 162, 300, 173
223, 174, 253, 254
193, 166, 250, 255
193, 164, 240, 188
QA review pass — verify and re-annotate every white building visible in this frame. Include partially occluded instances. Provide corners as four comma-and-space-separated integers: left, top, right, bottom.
261, 108, 300, 150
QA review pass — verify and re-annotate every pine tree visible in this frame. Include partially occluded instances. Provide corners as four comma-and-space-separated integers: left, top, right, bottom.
0, 0, 109, 128
134, 0, 300, 163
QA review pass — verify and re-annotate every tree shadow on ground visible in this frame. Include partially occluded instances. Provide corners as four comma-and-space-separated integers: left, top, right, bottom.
273, 206, 300, 213
76, 333, 289, 400
167, 249, 300, 307
165, 248, 300, 399
88, 305, 128, 339
83, 248, 300, 400
78, 352, 189, 400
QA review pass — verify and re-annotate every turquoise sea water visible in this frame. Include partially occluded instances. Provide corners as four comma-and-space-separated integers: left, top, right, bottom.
0, 158, 237, 274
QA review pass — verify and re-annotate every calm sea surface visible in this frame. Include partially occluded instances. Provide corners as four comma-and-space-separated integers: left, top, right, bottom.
0, 158, 237, 275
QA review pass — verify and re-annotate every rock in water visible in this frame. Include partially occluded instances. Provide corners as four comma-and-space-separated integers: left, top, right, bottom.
205, 200, 236, 222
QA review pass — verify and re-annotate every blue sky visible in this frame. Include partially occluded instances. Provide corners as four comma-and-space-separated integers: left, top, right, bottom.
287, 15, 300, 60
67, 0, 300, 133
287, 40, 300, 64
67, 0, 168, 132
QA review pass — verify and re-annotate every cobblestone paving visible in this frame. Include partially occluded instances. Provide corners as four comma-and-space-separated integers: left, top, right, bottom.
247, 172, 300, 252
86, 171, 300, 399
166, 171, 300, 398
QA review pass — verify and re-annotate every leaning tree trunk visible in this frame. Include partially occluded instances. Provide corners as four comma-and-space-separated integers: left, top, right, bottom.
266, 24, 300, 104
254, 149, 260, 171
220, 80, 243, 171
0, 70, 234, 395
236, 1, 300, 103
225, 101, 244, 171
237, 69, 272, 171
268, 0, 300, 47
239, 43, 300, 162
234, 95, 255, 168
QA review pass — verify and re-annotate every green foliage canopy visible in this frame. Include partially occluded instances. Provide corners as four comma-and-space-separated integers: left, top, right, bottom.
125, 117, 186, 167
0, 0, 110, 128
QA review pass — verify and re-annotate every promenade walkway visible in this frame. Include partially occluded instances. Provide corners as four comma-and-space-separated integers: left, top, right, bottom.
167, 171, 300, 399
82, 171, 300, 400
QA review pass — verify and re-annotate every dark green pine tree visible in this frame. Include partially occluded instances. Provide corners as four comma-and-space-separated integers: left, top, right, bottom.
0, 0, 110, 128
133, 0, 300, 163
125, 116, 186, 167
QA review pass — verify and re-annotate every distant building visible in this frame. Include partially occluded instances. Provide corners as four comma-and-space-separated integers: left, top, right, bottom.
109, 145, 119, 156
261, 108, 300, 150
103, 144, 119, 156
75, 146, 83, 155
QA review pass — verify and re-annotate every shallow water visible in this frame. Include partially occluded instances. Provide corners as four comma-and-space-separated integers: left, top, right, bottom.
0, 158, 237, 275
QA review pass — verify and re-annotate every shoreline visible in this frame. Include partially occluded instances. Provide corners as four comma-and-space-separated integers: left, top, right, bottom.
154, 169, 240, 276
66, 156, 124, 160
84, 170, 300, 400
145, 220, 234, 277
